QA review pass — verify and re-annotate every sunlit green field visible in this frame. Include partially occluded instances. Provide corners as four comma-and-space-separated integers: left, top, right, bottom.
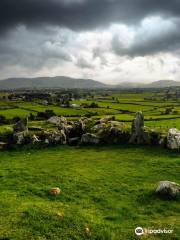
0, 145, 179, 240
0, 91, 180, 132
0, 90, 180, 240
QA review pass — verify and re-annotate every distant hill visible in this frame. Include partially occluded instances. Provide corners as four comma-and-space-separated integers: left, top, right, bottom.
0, 76, 107, 90
146, 80, 180, 88
0, 77, 180, 90
114, 80, 180, 89
114, 81, 145, 89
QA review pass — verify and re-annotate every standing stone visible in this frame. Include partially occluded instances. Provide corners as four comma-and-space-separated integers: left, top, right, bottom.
13, 119, 28, 145
129, 112, 149, 144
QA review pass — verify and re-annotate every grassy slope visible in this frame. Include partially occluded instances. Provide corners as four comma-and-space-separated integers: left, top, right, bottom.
0, 145, 179, 240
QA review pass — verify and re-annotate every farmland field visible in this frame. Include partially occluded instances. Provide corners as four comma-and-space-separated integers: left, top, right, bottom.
0, 90, 180, 131
0, 89, 180, 240
0, 145, 179, 240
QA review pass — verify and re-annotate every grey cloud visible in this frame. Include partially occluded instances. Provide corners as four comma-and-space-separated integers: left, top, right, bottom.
42, 41, 72, 61
0, 27, 73, 72
1, 0, 180, 34
93, 47, 108, 66
76, 57, 94, 69
112, 18, 180, 56
1, 0, 180, 80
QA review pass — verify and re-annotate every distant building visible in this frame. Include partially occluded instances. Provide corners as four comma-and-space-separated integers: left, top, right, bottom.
42, 100, 48, 106
71, 104, 80, 108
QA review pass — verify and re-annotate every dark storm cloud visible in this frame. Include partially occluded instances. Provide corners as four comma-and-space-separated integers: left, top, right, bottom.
1, 0, 180, 34
0, 26, 73, 72
1, 0, 180, 80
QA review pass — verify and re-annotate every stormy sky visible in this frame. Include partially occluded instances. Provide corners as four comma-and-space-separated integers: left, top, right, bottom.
1, 0, 180, 83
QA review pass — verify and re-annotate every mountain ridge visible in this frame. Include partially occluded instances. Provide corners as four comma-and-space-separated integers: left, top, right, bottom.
0, 77, 180, 90
0, 76, 107, 90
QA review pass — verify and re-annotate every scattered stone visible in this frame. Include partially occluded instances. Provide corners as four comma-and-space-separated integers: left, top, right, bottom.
91, 123, 106, 132
92, 121, 124, 133
57, 212, 64, 219
32, 134, 41, 144
42, 100, 48, 106
148, 130, 161, 146
159, 136, 167, 147
156, 181, 180, 199
12, 119, 29, 145
2, 111, 180, 153
28, 126, 43, 131
93, 121, 130, 144
79, 118, 86, 132
81, 133, 100, 144
67, 120, 85, 138
100, 116, 115, 124
0, 142, 8, 150
43, 130, 66, 145
71, 103, 80, 108
110, 121, 125, 128
167, 128, 180, 150
85, 227, 91, 236
68, 137, 80, 146
13, 132, 26, 145
45, 138, 49, 144
49, 187, 61, 196
66, 125, 74, 132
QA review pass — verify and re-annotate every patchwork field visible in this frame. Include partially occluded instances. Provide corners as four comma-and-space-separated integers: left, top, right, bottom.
0, 90, 180, 133
0, 89, 179, 240
0, 145, 179, 240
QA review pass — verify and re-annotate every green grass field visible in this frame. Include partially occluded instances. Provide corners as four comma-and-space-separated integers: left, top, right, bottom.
0, 145, 179, 240
0, 90, 180, 132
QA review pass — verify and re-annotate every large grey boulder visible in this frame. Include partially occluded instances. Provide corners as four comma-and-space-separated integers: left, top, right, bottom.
44, 130, 66, 145
167, 128, 180, 150
129, 112, 150, 144
92, 120, 129, 144
156, 181, 180, 199
47, 116, 67, 127
91, 123, 106, 132
67, 118, 91, 138
81, 133, 100, 144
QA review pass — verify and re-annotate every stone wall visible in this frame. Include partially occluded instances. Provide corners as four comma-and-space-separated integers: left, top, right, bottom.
0, 113, 179, 152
